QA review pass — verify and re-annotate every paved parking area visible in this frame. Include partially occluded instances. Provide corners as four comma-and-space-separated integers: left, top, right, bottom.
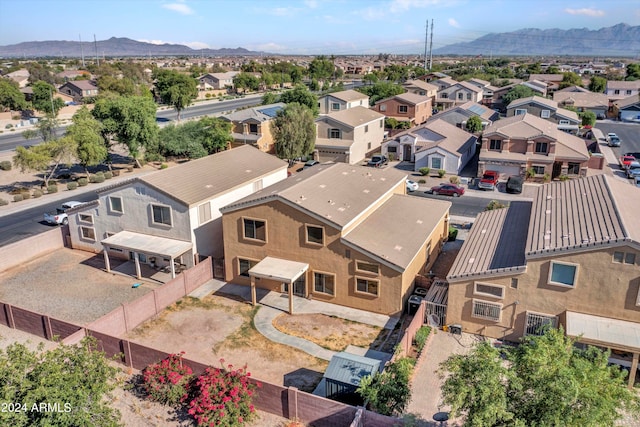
0, 248, 157, 325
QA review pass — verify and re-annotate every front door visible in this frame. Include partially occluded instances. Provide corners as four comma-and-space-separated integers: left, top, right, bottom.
283, 275, 306, 297
403, 144, 412, 162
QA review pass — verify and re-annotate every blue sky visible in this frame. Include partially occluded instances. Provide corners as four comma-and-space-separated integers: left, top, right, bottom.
0, 0, 638, 54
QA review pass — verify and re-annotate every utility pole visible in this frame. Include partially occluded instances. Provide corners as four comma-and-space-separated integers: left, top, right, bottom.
94, 34, 99, 66
428, 19, 434, 71
423, 19, 429, 71
80, 34, 85, 68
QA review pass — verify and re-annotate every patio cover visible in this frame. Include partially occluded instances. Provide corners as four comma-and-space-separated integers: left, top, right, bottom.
248, 257, 309, 314
102, 230, 192, 258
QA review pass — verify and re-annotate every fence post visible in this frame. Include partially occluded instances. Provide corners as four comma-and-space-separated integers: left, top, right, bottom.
44, 315, 53, 340
122, 303, 130, 333
287, 386, 298, 421
6, 304, 15, 329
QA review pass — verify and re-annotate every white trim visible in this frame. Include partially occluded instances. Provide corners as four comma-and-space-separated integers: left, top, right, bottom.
471, 298, 502, 322
355, 276, 379, 296
355, 260, 380, 275
78, 213, 94, 224
150, 203, 173, 227
548, 260, 579, 288
305, 224, 325, 246
473, 282, 505, 299
80, 226, 96, 242
109, 196, 124, 214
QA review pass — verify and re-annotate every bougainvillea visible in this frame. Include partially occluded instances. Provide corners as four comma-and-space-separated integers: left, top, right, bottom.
142, 352, 193, 406
188, 359, 260, 426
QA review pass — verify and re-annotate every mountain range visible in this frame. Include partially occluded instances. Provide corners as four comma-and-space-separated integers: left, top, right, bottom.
433, 23, 640, 56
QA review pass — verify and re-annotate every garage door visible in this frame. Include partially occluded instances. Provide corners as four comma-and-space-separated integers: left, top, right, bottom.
484, 164, 521, 179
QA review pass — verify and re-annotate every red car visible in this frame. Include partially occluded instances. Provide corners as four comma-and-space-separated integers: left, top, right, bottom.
429, 183, 465, 197
620, 155, 636, 168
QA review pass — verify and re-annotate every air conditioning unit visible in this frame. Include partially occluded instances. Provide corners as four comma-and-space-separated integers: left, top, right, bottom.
459, 177, 470, 185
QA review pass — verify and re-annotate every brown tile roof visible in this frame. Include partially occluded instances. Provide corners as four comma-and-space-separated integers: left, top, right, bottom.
403, 79, 438, 92
220, 163, 408, 230
343, 194, 451, 271
447, 201, 531, 281
528, 74, 564, 82
553, 92, 609, 109
606, 80, 640, 90
507, 95, 557, 110
325, 89, 369, 102
140, 145, 287, 206
614, 94, 640, 109
384, 92, 432, 105
320, 106, 385, 128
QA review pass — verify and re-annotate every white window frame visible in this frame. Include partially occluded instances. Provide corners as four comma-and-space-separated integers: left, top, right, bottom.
305, 224, 324, 246
151, 203, 173, 227
524, 311, 558, 336
78, 213, 94, 224
355, 261, 379, 275
534, 142, 548, 154
242, 217, 267, 242
431, 157, 442, 170
198, 202, 212, 225
471, 299, 502, 322
355, 277, 379, 296
329, 128, 341, 139
474, 282, 505, 299
109, 196, 123, 214
548, 260, 578, 288
313, 271, 335, 296
80, 226, 96, 242
515, 108, 527, 115
540, 109, 551, 118
489, 139, 502, 150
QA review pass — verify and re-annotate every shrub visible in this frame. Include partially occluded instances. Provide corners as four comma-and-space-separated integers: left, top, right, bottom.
388, 153, 395, 162
485, 200, 507, 211
414, 326, 432, 352
112, 170, 120, 177
357, 357, 414, 416
5, 124, 13, 129
0, 160, 11, 171
160, 163, 168, 169
449, 176, 460, 184
418, 167, 431, 176
437, 169, 446, 178
543, 173, 551, 182
47, 184, 58, 193
13, 194, 23, 202
187, 360, 259, 426
526, 168, 536, 179
32, 189, 43, 198
126, 166, 134, 172
0, 198, 8, 206
418, 179, 426, 184
67, 182, 78, 190
20, 191, 31, 200
448, 226, 458, 242
559, 174, 569, 182
142, 353, 193, 406
77, 177, 88, 187
104, 171, 113, 179
90, 172, 105, 183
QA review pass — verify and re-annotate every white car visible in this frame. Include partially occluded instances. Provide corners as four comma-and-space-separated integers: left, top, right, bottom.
44, 201, 84, 225
406, 179, 419, 192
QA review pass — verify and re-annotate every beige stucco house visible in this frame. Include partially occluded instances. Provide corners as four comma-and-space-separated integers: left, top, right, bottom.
446, 175, 640, 387
220, 163, 451, 316
318, 90, 370, 114
506, 96, 581, 133
221, 103, 284, 153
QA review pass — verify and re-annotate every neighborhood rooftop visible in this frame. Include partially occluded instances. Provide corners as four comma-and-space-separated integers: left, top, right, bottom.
327, 89, 369, 102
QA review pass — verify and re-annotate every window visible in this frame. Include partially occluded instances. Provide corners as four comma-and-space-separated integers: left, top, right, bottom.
79, 213, 93, 224
532, 165, 545, 175
380, 119, 384, 128
548, 261, 578, 287
567, 162, 580, 175
314, 272, 335, 296
540, 110, 550, 118
356, 278, 379, 296
238, 258, 258, 277
198, 202, 212, 225
380, 104, 387, 112
489, 139, 502, 150
441, 93, 448, 99
626, 90, 632, 95
253, 179, 263, 192
345, 249, 351, 259
364, 125, 369, 133
525, 312, 557, 336
306, 225, 324, 245
466, 93, 471, 100
356, 261, 379, 275
614, 89, 620, 95
614, 251, 636, 264
109, 196, 123, 214
474, 282, 505, 299
249, 123, 258, 134
613, 251, 624, 263
535, 142, 548, 154
398, 105, 408, 113
387, 146, 397, 153
515, 109, 527, 115
457, 93, 464, 100
431, 157, 442, 169
329, 128, 341, 139
151, 204, 172, 226
367, 142, 371, 150
331, 102, 340, 111
511, 278, 518, 289
243, 218, 266, 241
80, 226, 96, 241
559, 120, 570, 125
472, 299, 502, 321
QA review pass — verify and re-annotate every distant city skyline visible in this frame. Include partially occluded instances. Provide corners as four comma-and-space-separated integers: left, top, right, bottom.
1, 0, 638, 55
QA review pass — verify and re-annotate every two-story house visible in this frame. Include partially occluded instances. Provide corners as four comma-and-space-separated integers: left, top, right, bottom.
58, 80, 99, 102
428, 101, 499, 130
506, 96, 581, 134
68, 146, 288, 278
403, 80, 438, 101
381, 118, 477, 174
553, 91, 610, 119
478, 113, 590, 179
437, 81, 483, 110
198, 72, 240, 91
605, 80, 640, 101
613, 94, 640, 122
371, 93, 432, 127
220, 163, 452, 316
318, 90, 370, 114
314, 106, 385, 164
528, 74, 564, 93
221, 103, 285, 153
446, 175, 640, 387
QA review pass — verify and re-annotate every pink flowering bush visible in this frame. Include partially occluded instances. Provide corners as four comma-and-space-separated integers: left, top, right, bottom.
142, 352, 193, 406
187, 359, 261, 426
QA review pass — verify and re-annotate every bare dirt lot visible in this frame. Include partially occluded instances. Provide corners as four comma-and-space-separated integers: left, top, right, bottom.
0, 248, 158, 324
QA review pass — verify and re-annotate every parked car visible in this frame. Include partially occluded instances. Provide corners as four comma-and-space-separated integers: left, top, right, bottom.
506, 175, 524, 194
428, 183, 465, 197
607, 133, 621, 147
44, 201, 84, 225
478, 170, 500, 191
303, 160, 319, 169
406, 179, 419, 192
367, 155, 388, 168
619, 155, 636, 168
635, 176, 640, 188
626, 161, 640, 179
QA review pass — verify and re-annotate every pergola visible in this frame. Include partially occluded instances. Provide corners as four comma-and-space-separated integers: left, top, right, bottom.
101, 231, 193, 280
248, 256, 309, 314
565, 311, 640, 389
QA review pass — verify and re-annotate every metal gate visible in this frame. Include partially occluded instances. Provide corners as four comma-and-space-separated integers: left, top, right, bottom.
423, 279, 448, 327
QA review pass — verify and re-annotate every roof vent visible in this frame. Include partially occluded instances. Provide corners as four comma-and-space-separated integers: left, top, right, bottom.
394, 245, 403, 251
245, 169, 252, 173
468, 257, 475, 264
338, 207, 345, 212
363, 189, 370, 193
416, 219, 423, 224
319, 184, 326, 189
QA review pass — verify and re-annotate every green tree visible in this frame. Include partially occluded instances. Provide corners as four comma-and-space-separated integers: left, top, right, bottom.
626, 63, 640, 80
196, 116, 233, 153
97, 75, 137, 96
279, 84, 319, 115
559, 72, 583, 89
233, 72, 260, 93
440, 327, 640, 427
271, 103, 316, 165
22, 116, 58, 143
579, 110, 597, 126
261, 92, 278, 105
0, 79, 27, 111
66, 106, 107, 176
362, 73, 379, 85
308, 56, 335, 81
357, 357, 414, 416
13, 137, 76, 187
357, 81, 405, 105
502, 85, 535, 106
157, 116, 231, 159
31, 81, 65, 117
588, 75, 607, 93
153, 69, 198, 122
466, 115, 483, 133
92, 94, 159, 166
0, 338, 121, 427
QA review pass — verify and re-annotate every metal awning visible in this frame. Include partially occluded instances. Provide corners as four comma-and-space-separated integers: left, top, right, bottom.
565, 311, 640, 353
248, 256, 308, 284
102, 230, 192, 259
